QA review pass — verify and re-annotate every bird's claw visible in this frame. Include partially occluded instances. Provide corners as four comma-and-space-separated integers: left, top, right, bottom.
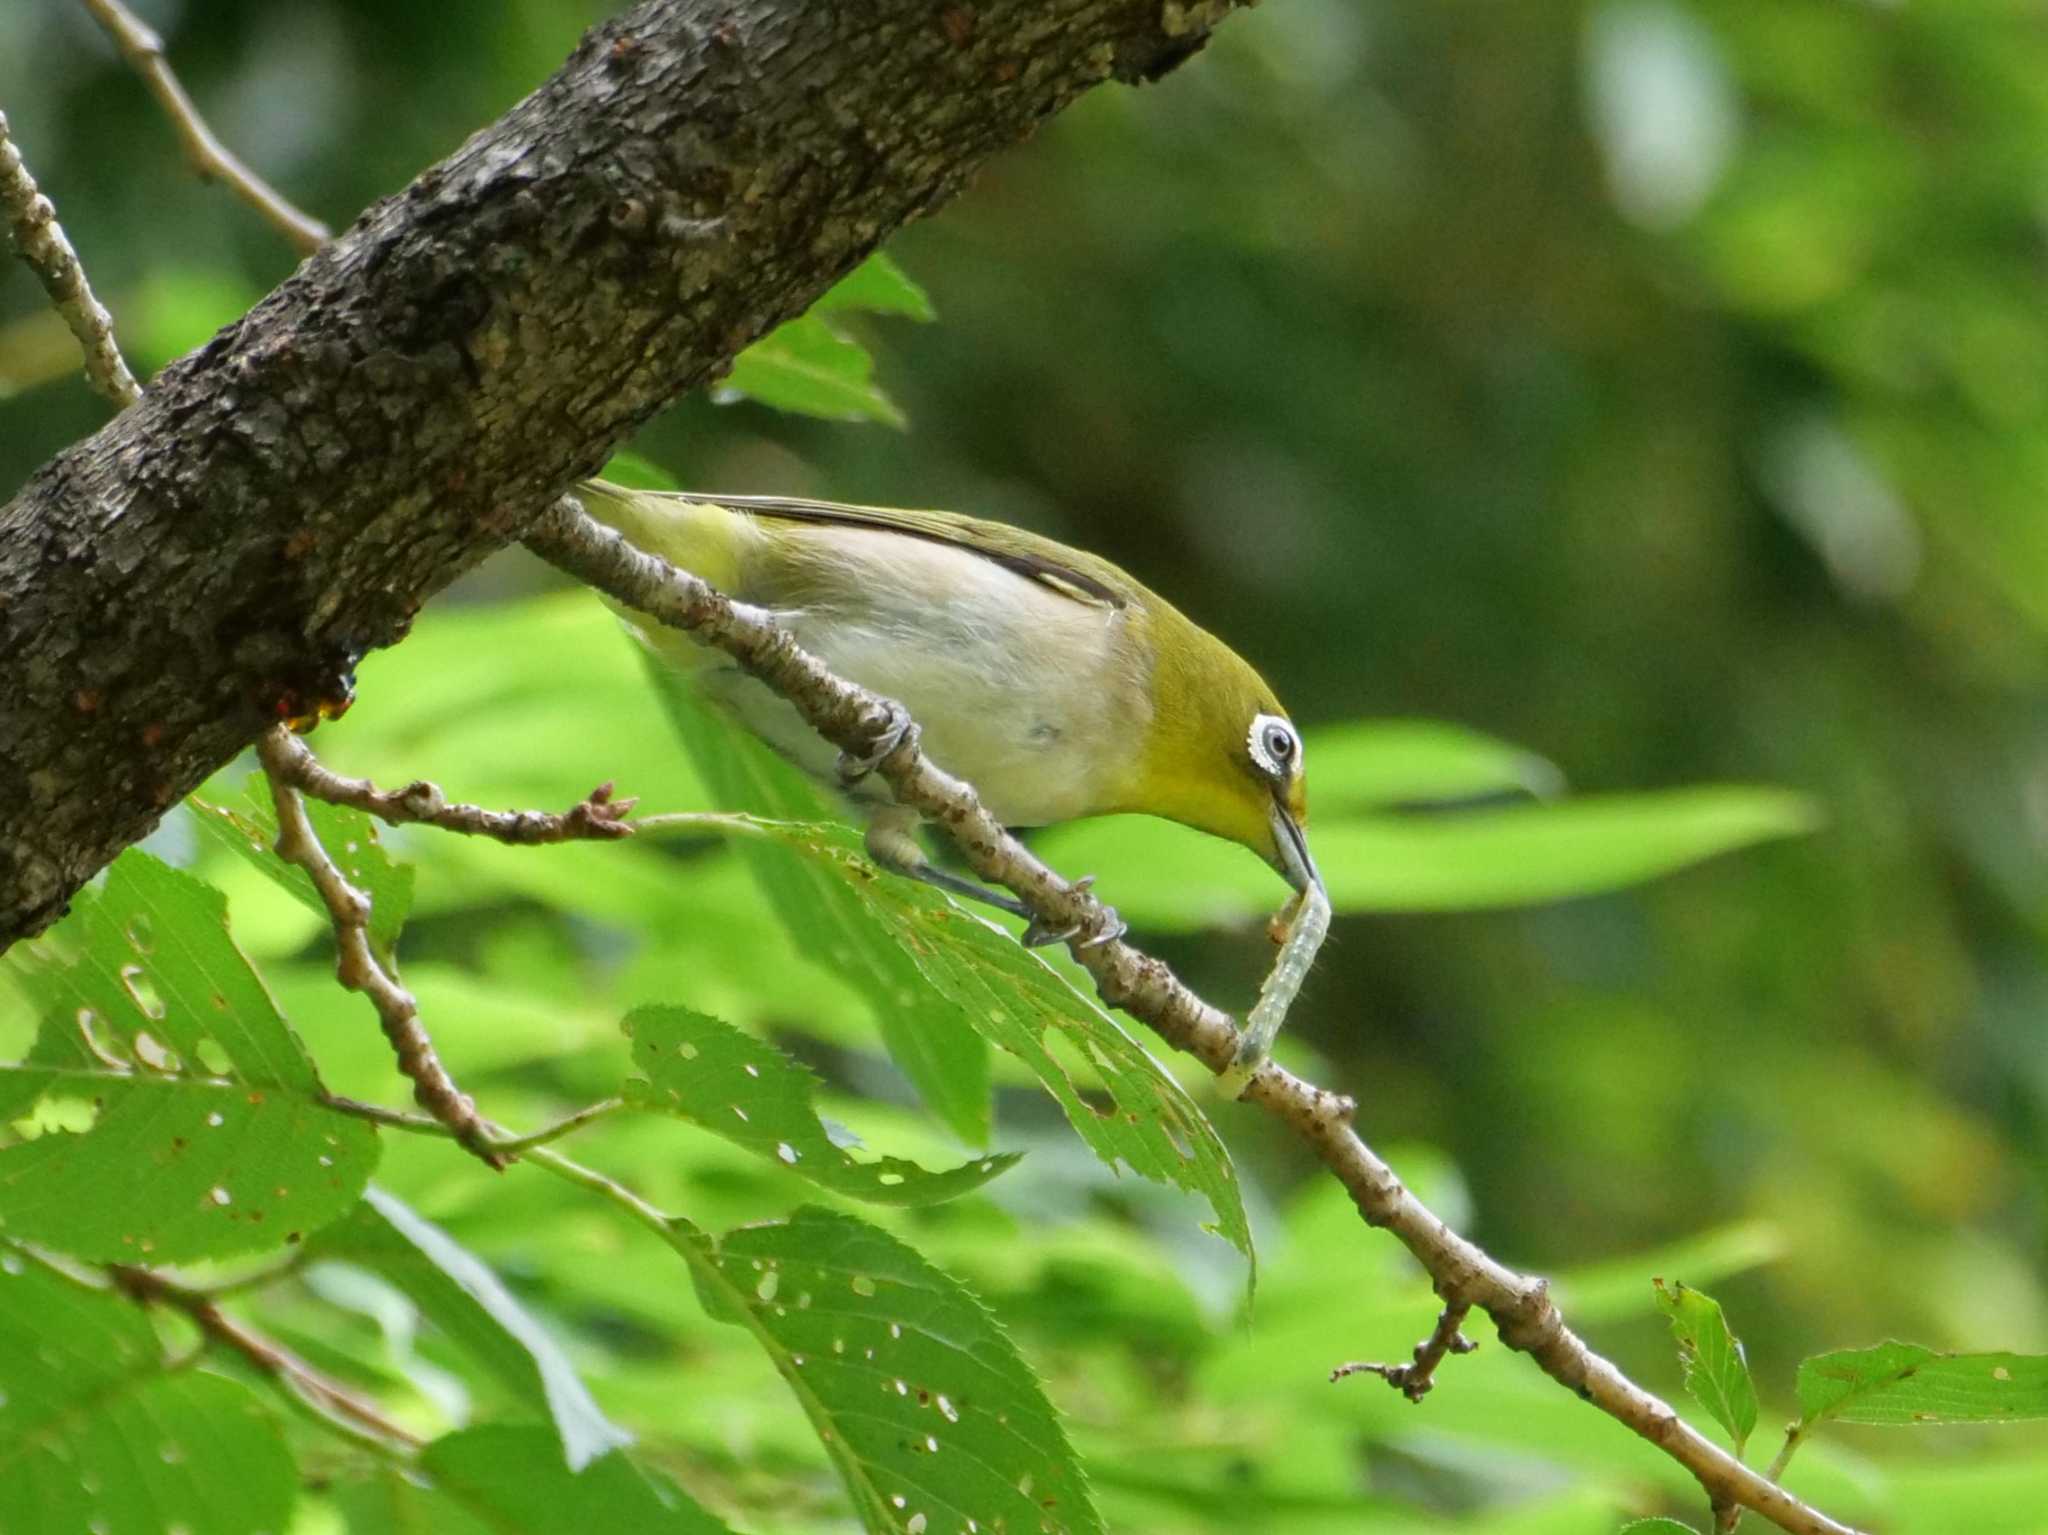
1019, 877, 1126, 950
837, 702, 917, 784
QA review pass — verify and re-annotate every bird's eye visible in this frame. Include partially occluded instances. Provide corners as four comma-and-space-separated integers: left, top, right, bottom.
1248, 713, 1299, 780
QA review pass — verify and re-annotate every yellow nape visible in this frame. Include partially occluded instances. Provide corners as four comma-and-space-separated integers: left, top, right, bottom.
1112, 599, 1294, 868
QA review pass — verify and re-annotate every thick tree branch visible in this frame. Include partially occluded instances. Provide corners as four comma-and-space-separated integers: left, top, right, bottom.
0, 0, 1246, 948
524, 497, 1862, 1535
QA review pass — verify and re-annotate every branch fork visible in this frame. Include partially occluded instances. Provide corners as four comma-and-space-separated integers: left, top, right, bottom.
1332, 1301, 1478, 1402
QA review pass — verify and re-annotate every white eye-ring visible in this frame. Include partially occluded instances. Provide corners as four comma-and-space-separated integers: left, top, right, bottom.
1248, 713, 1300, 780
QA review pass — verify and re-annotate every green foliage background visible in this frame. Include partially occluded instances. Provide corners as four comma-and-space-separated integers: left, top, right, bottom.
6, 0, 2048, 1530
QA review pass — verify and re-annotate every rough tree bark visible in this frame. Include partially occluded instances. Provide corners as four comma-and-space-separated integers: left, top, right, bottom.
0, 0, 1243, 948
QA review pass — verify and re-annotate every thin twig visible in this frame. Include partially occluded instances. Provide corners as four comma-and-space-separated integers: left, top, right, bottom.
522, 495, 1862, 1535
0, 110, 141, 408
108, 1264, 420, 1455
258, 727, 506, 1169
490, 1097, 625, 1153
260, 726, 636, 843
1331, 1300, 1477, 1402
79, 0, 329, 255
320, 1091, 625, 1157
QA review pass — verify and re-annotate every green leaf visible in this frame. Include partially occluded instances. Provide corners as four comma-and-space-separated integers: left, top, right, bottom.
309, 1186, 633, 1470
333, 1425, 733, 1533
1652, 1278, 1759, 1454
0, 1069, 376, 1261
1796, 1341, 2048, 1427
622, 1004, 1020, 1204
126, 265, 264, 372
190, 780, 415, 966
720, 314, 906, 426
1552, 1221, 1783, 1323
1305, 719, 1563, 812
1033, 785, 1823, 929
1619, 1521, 1701, 1533
815, 252, 937, 321
598, 451, 683, 492
739, 817, 1254, 1272
692, 1206, 1102, 1535
0, 1256, 297, 1535
2, 851, 378, 1261
643, 651, 994, 1147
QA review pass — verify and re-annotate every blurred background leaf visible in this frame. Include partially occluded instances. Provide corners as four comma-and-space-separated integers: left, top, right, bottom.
6, 0, 2048, 1527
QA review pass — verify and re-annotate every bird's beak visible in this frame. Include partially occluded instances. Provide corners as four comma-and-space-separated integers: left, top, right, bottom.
1269, 797, 1324, 898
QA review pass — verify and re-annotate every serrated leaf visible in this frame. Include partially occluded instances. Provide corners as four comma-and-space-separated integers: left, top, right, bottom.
1034, 785, 1822, 929
691, 1206, 1102, 1535
190, 779, 414, 965
8, 849, 323, 1092
1, 851, 378, 1261
1796, 1341, 2048, 1427
1620, 1521, 1701, 1533
0, 1256, 297, 1534
1653, 1278, 1758, 1454
332, 1425, 732, 1533
643, 652, 993, 1147
740, 818, 1254, 1272
622, 1004, 1019, 1204
1306, 719, 1563, 812
814, 252, 936, 321
719, 314, 906, 426
310, 1187, 632, 1470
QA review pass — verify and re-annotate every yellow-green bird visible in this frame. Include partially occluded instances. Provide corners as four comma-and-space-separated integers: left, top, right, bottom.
578, 479, 1322, 1069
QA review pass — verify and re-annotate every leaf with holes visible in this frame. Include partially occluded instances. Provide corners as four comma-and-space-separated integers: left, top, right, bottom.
1796, 1341, 2048, 1428
1653, 1278, 1758, 1455
332, 1425, 733, 1533
690, 1206, 1101, 1535
309, 1187, 632, 1470
1, 850, 377, 1261
0, 1254, 298, 1534
190, 778, 414, 964
622, 1005, 1019, 1204
746, 819, 1253, 1272
642, 652, 993, 1148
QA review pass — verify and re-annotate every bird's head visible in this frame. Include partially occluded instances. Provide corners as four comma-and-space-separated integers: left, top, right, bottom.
1124, 610, 1321, 899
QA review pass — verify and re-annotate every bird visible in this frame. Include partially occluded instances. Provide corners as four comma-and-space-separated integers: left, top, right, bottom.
576, 479, 1322, 1073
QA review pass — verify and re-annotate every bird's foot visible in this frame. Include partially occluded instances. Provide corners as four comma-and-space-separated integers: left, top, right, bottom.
1019, 876, 1127, 950
837, 701, 917, 784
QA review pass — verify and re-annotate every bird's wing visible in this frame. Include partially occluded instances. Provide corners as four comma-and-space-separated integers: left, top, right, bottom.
665, 491, 1131, 612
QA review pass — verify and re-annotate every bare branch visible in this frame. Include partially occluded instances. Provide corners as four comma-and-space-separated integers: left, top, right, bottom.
0, 110, 141, 409
79, 0, 330, 254
260, 725, 636, 843
1331, 1300, 1478, 1401
109, 1263, 420, 1454
257, 727, 505, 1169
523, 496, 1862, 1535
